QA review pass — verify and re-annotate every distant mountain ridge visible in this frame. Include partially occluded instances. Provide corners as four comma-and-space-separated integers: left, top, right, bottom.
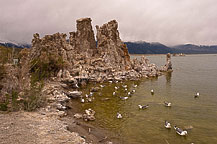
125, 41, 217, 54
1, 39, 217, 54
0, 40, 31, 48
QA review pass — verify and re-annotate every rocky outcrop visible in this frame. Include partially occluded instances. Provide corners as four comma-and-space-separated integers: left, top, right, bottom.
69, 18, 97, 58
160, 53, 173, 72
96, 20, 131, 70
27, 17, 171, 83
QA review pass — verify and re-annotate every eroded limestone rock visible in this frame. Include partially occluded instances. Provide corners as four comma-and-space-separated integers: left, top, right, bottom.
25, 17, 172, 86
83, 108, 96, 121
96, 20, 131, 70
160, 53, 173, 72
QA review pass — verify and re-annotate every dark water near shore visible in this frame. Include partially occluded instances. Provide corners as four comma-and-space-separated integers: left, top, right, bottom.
77, 54, 217, 144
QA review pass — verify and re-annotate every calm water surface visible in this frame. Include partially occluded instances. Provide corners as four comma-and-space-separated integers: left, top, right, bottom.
78, 54, 217, 144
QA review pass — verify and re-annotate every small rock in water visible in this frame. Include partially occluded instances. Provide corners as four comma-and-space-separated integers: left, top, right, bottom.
66, 91, 82, 99
83, 108, 96, 121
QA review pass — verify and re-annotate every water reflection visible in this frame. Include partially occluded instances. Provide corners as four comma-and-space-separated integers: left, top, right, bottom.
165, 72, 172, 84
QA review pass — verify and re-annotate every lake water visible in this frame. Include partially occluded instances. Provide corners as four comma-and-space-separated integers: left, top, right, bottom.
78, 54, 217, 144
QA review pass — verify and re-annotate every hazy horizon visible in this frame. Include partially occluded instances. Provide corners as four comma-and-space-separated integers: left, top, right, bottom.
1, 0, 217, 45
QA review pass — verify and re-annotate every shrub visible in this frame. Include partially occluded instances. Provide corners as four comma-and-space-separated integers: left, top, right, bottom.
22, 84, 46, 111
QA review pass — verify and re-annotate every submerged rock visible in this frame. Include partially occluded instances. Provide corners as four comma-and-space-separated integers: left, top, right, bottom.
83, 108, 96, 121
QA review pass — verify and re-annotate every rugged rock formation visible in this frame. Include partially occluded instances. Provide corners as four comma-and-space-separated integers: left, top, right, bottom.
96, 20, 131, 70
69, 18, 97, 57
28, 17, 164, 83
160, 53, 173, 72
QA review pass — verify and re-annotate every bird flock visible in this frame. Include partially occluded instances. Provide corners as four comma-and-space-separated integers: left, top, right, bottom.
80, 81, 200, 137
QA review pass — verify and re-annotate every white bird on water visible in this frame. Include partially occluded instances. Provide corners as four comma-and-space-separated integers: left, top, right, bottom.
116, 113, 122, 119
164, 121, 171, 129
174, 126, 188, 136
131, 89, 136, 93
113, 92, 116, 96
122, 85, 127, 88
120, 96, 128, 100
75, 83, 79, 88
194, 92, 200, 98
164, 101, 172, 107
115, 86, 119, 90
89, 92, 93, 96
138, 104, 149, 109
100, 85, 105, 88
80, 98, 85, 103
151, 89, 154, 95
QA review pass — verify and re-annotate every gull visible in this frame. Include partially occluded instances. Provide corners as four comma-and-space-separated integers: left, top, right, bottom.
117, 113, 122, 119
151, 89, 154, 95
100, 85, 105, 88
120, 97, 128, 100
80, 98, 85, 103
75, 84, 79, 88
122, 85, 127, 88
164, 121, 171, 129
194, 92, 200, 98
164, 101, 172, 107
138, 104, 149, 109
128, 92, 132, 96
131, 89, 136, 93
174, 126, 188, 136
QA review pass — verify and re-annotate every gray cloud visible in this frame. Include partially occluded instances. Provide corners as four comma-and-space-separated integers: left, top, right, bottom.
0, 0, 217, 45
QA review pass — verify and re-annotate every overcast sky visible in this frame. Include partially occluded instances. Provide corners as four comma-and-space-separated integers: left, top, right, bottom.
0, 0, 217, 45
